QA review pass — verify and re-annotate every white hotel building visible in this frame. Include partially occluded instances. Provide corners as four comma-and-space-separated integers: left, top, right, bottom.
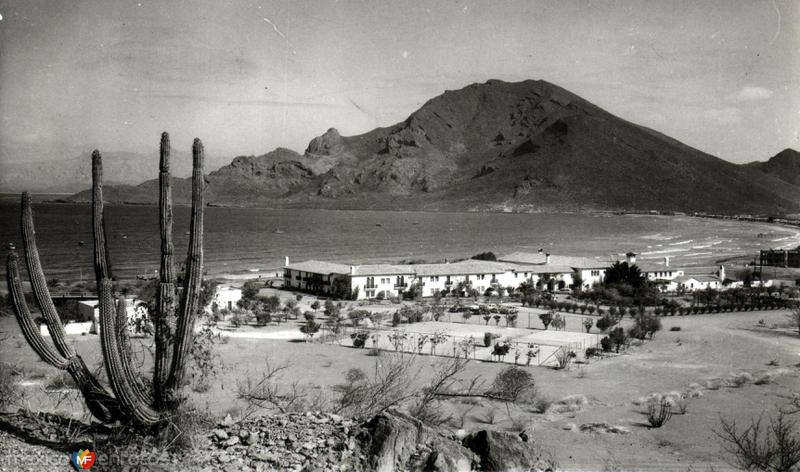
282, 251, 614, 300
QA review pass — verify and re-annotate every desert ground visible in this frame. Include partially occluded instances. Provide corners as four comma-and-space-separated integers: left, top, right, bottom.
1, 287, 798, 471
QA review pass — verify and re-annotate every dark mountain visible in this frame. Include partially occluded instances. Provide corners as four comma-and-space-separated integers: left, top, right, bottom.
745, 149, 800, 186
66, 79, 800, 215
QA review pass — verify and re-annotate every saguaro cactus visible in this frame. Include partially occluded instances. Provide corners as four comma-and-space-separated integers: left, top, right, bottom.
5, 132, 205, 425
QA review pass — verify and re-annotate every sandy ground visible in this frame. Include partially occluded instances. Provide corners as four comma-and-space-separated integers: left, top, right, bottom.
2, 308, 799, 471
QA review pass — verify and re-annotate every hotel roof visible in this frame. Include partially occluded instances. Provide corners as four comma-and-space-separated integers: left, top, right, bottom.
411, 260, 511, 276
498, 252, 610, 269
635, 261, 680, 273
674, 275, 720, 284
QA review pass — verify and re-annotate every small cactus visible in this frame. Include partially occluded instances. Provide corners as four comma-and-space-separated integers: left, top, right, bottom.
5, 132, 205, 425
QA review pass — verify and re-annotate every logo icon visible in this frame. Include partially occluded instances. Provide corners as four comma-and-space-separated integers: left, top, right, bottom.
70, 449, 96, 469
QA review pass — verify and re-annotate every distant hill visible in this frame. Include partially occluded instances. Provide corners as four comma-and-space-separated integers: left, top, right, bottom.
66, 79, 800, 215
745, 149, 800, 186
0, 149, 232, 193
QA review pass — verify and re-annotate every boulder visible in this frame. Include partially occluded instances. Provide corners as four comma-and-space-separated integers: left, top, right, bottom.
462, 430, 557, 472
355, 410, 474, 472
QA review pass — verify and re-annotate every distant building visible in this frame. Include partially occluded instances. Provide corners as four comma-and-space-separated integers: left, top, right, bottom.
283, 250, 614, 300
759, 248, 800, 268
633, 255, 685, 284
210, 285, 242, 312
669, 275, 721, 292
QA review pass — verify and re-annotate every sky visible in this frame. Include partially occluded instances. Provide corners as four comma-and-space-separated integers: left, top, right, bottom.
0, 0, 797, 166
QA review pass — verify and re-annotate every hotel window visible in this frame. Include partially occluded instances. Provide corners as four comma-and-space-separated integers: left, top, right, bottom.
478, 274, 485, 280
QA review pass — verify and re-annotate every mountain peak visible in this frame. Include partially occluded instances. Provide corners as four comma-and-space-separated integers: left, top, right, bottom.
305, 128, 343, 157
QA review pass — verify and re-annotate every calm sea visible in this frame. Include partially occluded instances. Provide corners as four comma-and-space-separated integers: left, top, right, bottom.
1, 195, 797, 281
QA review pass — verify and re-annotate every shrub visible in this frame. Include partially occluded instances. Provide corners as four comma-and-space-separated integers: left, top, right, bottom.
715, 411, 800, 472
647, 398, 673, 428
585, 347, 600, 358
484, 331, 494, 347
609, 327, 627, 352
255, 309, 272, 326
492, 341, 511, 360
0, 363, 20, 411
582, 317, 593, 333
533, 394, 553, 413
539, 311, 554, 330
726, 372, 753, 388
489, 366, 536, 403
350, 330, 369, 348
554, 347, 576, 370
600, 336, 613, 352
596, 315, 613, 332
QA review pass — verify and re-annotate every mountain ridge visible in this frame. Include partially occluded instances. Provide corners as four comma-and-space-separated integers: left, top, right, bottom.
65, 79, 800, 215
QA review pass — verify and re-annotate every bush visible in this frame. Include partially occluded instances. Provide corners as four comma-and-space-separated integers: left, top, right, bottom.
539, 311, 554, 330
600, 336, 613, 352
489, 367, 536, 403
0, 364, 20, 411
716, 411, 800, 472
492, 341, 511, 360
596, 315, 613, 332
647, 398, 673, 428
483, 331, 494, 347
350, 331, 369, 348
554, 347, 576, 370
585, 347, 600, 358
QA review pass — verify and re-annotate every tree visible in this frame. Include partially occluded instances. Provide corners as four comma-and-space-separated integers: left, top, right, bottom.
300, 320, 320, 342
539, 311, 554, 330
582, 317, 593, 333
5, 133, 206, 426
310, 300, 321, 312
716, 411, 800, 472
471, 251, 497, 261
241, 280, 261, 302
631, 313, 662, 340
596, 315, 613, 332
604, 261, 646, 289
348, 309, 370, 327
330, 275, 352, 300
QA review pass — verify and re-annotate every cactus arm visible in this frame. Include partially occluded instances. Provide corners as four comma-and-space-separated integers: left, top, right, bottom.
91, 150, 112, 285
166, 138, 205, 391
116, 297, 153, 404
19, 192, 78, 359
153, 132, 176, 406
7, 249, 121, 423
6, 250, 69, 369
99, 279, 160, 424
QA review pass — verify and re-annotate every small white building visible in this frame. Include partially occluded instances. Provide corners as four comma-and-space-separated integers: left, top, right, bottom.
498, 251, 609, 290
632, 255, 685, 286
210, 285, 243, 312
669, 275, 722, 292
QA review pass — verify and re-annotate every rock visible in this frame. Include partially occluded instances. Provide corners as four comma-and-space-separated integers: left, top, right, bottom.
213, 429, 229, 441
356, 409, 474, 472
221, 414, 235, 427
222, 437, 240, 447
463, 430, 557, 472
455, 429, 468, 440
329, 414, 343, 423
578, 423, 630, 435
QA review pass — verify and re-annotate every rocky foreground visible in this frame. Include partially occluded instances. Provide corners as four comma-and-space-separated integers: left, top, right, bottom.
0, 409, 557, 471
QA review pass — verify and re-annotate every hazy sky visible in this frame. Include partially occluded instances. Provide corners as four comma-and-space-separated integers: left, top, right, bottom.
0, 0, 797, 164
